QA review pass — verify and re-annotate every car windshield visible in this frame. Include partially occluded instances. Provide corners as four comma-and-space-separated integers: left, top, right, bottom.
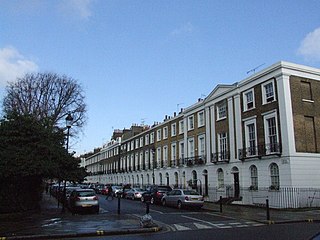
183, 190, 199, 195
78, 191, 95, 197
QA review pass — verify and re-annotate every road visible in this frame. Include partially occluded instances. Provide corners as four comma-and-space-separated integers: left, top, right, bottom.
65, 194, 320, 240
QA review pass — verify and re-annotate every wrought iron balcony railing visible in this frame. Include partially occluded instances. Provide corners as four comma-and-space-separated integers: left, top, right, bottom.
239, 142, 281, 160
211, 151, 230, 164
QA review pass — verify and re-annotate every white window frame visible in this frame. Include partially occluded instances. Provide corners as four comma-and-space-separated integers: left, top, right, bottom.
156, 129, 162, 142
163, 145, 168, 167
188, 137, 195, 157
218, 132, 228, 160
216, 101, 227, 121
145, 150, 149, 169
270, 163, 280, 189
250, 165, 258, 190
244, 118, 257, 156
243, 88, 255, 111
131, 141, 134, 151
263, 111, 279, 154
198, 111, 205, 128
188, 115, 194, 131
171, 123, 177, 137
156, 147, 161, 168
150, 132, 154, 144
217, 168, 224, 189
262, 79, 276, 105
135, 139, 139, 149
179, 120, 184, 134
198, 134, 206, 157
171, 142, 177, 165
179, 141, 185, 159
140, 137, 144, 148
145, 134, 149, 145
163, 126, 168, 139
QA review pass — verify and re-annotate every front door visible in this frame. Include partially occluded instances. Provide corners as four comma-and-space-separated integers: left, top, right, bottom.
233, 172, 240, 198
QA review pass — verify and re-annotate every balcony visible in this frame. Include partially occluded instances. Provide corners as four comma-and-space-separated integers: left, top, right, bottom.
211, 151, 230, 164
185, 156, 206, 166
239, 143, 281, 161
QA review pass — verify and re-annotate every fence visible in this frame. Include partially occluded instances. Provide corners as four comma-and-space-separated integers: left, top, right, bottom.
206, 186, 320, 209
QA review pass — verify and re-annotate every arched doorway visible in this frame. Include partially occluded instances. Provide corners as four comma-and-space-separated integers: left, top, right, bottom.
165, 173, 169, 186
202, 169, 208, 196
231, 167, 240, 198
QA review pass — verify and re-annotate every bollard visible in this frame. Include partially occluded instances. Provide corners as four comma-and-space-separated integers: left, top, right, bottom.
146, 202, 150, 214
220, 196, 223, 213
117, 196, 121, 215
266, 199, 270, 220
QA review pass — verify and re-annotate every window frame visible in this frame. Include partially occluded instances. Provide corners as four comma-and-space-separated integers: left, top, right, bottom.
244, 118, 257, 157
171, 123, 177, 137
262, 79, 276, 105
188, 115, 194, 131
243, 88, 255, 111
216, 101, 227, 121
263, 111, 279, 154
197, 111, 205, 128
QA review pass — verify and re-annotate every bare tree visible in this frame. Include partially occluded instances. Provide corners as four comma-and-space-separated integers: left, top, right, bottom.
2, 72, 87, 132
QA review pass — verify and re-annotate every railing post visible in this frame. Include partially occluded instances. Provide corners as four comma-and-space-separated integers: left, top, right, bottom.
117, 196, 121, 215
266, 199, 270, 220
220, 196, 223, 213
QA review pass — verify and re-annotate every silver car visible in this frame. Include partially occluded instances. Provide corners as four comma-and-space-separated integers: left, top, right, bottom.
161, 189, 204, 209
125, 188, 145, 200
68, 189, 99, 214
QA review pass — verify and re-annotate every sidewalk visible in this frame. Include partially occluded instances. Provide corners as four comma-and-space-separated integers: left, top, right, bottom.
203, 201, 320, 224
0, 193, 160, 240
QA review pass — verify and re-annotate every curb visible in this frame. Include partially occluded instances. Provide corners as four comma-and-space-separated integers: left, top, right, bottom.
0, 227, 162, 240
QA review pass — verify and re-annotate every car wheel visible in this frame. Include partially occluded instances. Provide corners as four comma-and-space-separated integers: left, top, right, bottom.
162, 199, 166, 206
131, 195, 135, 200
150, 197, 154, 205
141, 196, 144, 202
177, 200, 182, 210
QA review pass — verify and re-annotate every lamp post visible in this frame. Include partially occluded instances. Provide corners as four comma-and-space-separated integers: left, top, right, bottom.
61, 113, 73, 213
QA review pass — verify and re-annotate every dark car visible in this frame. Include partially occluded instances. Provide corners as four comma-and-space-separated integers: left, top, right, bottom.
141, 185, 172, 204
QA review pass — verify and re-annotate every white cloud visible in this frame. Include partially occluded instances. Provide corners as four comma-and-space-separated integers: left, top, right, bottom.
0, 46, 39, 86
298, 27, 320, 61
59, 0, 94, 20
171, 22, 194, 36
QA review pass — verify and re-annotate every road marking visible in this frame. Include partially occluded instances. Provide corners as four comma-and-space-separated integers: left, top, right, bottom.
182, 215, 221, 228
150, 209, 164, 214
174, 224, 192, 231
193, 222, 212, 229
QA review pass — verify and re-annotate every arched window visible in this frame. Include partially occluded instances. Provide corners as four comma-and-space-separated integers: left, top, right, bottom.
217, 168, 224, 189
146, 174, 150, 185
174, 172, 179, 188
250, 165, 258, 190
270, 163, 280, 190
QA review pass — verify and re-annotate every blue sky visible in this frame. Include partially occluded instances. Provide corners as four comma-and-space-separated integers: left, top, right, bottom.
1, 0, 320, 155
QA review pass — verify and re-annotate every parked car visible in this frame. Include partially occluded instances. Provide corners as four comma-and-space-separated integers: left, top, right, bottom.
68, 189, 99, 214
122, 188, 132, 199
161, 189, 204, 209
94, 184, 106, 194
100, 185, 110, 195
111, 186, 123, 197
141, 185, 172, 204
126, 188, 145, 200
